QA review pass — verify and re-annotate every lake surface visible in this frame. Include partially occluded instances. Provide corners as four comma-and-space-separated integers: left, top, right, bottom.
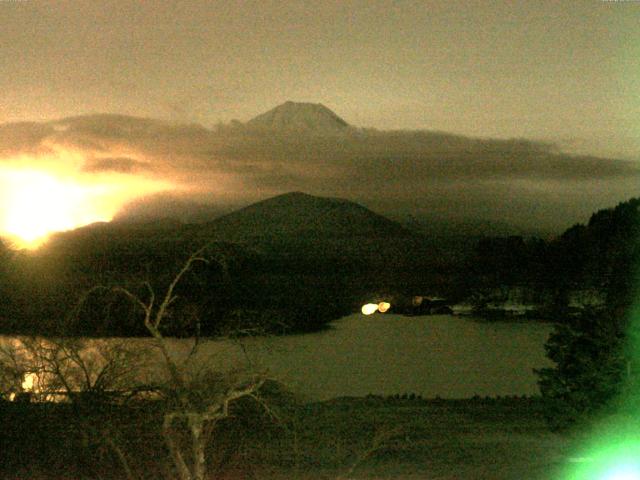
2, 315, 555, 401
167, 314, 554, 400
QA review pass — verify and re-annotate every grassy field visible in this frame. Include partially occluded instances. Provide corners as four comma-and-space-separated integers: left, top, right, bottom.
1, 396, 581, 480
243, 397, 578, 480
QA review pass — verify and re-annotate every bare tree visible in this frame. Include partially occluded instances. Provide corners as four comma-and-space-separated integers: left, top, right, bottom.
0, 336, 150, 479
336, 425, 405, 480
0, 339, 31, 401
114, 246, 269, 480
0, 246, 276, 480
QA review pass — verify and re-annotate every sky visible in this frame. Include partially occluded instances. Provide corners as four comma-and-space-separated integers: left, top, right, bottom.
1, 0, 638, 155
0, 0, 639, 244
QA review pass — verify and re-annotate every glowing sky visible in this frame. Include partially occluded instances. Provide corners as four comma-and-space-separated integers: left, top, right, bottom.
0, 146, 173, 247
0, 0, 638, 243
1, 0, 638, 159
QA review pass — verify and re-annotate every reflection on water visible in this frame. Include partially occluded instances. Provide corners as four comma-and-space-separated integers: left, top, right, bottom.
1, 315, 553, 401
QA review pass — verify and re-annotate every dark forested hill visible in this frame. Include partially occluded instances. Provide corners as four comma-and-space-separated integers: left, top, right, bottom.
191, 191, 414, 241
0, 192, 441, 337
6, 192, 637, 336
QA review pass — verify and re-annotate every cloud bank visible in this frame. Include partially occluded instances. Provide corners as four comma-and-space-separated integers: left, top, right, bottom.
0, 109, 638, 233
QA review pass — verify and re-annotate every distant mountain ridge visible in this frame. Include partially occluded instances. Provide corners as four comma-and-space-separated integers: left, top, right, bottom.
245, 101, 350, 133
198, 191, 413, 241
43, 191, 415, 251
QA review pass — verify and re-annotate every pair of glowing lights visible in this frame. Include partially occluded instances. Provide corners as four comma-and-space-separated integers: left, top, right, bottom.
361, 302, 391, 315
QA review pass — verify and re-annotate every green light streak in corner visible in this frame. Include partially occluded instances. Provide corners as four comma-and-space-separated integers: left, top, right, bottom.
561, 433, 640, 480
558, 280, 640, 479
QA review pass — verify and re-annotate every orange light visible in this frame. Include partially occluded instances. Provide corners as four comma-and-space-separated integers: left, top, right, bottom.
378, 302, 391, 313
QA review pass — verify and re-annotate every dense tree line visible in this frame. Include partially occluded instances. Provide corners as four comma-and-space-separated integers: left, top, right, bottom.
531, 198, 640, 428
464, 198, 640, 312
452, 198, 640, 428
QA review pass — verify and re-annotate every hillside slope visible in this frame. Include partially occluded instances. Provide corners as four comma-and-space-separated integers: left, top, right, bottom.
196, 191, 414, 242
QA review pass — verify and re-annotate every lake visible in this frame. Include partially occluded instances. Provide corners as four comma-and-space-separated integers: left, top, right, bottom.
166, 314, 554, 400
1, 315, 555, 401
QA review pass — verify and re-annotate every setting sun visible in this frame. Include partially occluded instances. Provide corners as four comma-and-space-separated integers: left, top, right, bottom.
0, 168, 171, 248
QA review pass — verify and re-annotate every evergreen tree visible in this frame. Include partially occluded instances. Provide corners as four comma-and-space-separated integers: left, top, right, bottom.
536, 309, 633, 430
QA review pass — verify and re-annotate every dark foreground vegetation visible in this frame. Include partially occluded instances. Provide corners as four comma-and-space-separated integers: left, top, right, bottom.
1, 396, 577, 480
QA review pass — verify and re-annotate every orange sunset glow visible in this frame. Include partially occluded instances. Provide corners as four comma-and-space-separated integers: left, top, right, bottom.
0, 166, 172, 248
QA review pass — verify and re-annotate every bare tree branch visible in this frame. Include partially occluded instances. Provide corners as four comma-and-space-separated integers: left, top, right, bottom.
163, 414, 191, 480
153, 247, 209, 331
